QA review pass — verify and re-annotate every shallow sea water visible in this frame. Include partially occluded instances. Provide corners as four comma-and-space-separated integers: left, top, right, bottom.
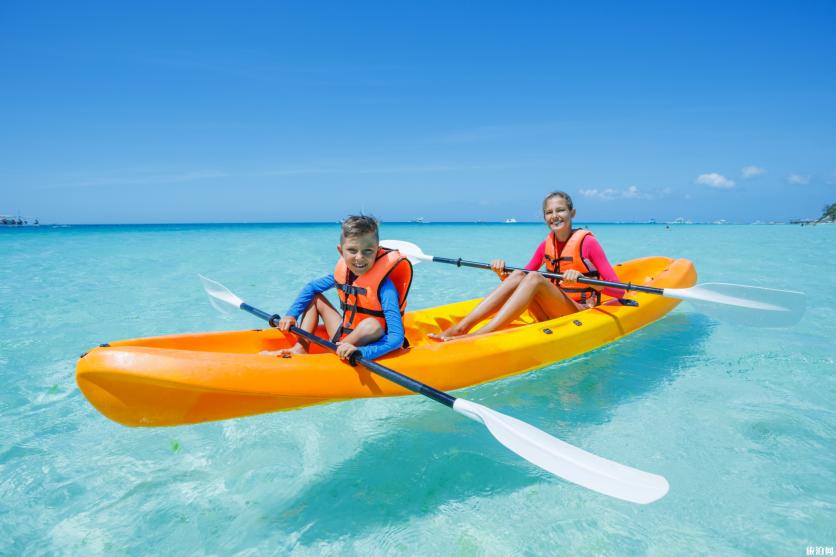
1, 223, 834, 556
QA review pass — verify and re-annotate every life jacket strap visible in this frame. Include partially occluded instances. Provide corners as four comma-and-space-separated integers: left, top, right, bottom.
337, 284, 367, 296
339, 302, 386, 318
331, 326, 350, 343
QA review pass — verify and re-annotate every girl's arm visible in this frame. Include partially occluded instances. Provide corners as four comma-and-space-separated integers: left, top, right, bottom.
494, 240, 545, 280
285, 275, 336, 318
356, 278, 405, 360
524, 240, 547, 271
582, 237, 626, 298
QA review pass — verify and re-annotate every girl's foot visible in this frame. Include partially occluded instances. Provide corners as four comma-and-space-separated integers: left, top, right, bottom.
427, 324, 467, 342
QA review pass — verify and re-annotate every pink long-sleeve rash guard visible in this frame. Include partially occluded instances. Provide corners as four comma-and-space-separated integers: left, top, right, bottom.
524, 234, 626, 299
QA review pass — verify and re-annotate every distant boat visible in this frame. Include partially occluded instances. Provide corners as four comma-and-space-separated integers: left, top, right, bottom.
411, 217, 428, 224
504, 218, 517, 224
712, 219, 728, 225
667, 217, 692, 225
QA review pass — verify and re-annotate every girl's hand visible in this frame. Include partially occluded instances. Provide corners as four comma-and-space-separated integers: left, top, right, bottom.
561, 269, 582, 283
491, 259, 507, 278
277, 316, 297, 331
335, 342, 359, 360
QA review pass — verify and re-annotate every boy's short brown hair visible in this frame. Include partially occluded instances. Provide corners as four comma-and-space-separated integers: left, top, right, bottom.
340, 215, 379, 243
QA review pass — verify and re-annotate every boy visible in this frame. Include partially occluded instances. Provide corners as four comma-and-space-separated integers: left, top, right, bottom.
275, 215, 412, 361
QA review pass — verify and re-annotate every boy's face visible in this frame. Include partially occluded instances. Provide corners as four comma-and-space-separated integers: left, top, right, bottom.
337, 232, 379, 276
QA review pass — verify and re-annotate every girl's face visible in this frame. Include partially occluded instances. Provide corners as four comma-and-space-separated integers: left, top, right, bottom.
337, 232, 379, 276
543, 196, 575, 236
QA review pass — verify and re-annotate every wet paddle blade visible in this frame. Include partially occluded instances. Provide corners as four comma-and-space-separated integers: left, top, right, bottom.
199, 274, 244, 315
452, 399, 669, 504
665, 282, 806, 327
380, 239, 432, 264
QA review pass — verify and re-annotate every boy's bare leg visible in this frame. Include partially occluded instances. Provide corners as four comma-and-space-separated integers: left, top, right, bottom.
278, 294, 342, 355
340, 318, 384, 347
429, 270, 526, 340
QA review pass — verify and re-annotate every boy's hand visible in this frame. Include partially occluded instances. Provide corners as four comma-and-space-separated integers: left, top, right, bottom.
277, 316, 297, 331
491, 259, 508, 278
335, 342, 359, 360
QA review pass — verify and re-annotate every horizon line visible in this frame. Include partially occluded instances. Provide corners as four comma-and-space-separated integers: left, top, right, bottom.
3, 220, 821, 227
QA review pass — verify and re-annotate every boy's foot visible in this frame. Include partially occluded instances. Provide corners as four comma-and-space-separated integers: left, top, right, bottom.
260, 343, 308, 356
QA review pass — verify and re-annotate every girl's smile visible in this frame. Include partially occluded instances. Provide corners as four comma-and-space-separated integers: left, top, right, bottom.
543, 197, 575, 239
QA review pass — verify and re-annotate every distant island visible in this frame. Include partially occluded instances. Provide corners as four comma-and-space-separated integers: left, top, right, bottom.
1, 214, 38, 226
819, 203, 836, 223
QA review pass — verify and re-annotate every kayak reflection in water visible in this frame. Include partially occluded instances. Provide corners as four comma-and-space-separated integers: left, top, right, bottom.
429, 191, 625, 341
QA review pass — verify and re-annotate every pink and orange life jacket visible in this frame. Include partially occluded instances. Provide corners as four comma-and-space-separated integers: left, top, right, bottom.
543, 229, 601, 306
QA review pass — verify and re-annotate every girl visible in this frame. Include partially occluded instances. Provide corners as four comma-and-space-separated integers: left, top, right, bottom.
430, 191, 625, 340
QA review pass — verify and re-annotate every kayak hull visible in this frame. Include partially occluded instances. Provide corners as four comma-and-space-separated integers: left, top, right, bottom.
76, 256, 696, 426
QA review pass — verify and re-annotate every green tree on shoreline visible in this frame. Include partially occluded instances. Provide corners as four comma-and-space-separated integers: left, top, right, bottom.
819, 203, 836, 223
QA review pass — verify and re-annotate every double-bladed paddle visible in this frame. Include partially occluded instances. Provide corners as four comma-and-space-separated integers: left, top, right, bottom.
381, 239, 806, 327
199, 274, 669, 504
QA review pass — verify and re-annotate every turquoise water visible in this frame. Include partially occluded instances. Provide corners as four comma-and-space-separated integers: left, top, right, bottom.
1, 223, 834, 556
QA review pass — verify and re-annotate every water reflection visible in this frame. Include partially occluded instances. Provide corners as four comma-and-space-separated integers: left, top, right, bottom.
265, 312, 713, 546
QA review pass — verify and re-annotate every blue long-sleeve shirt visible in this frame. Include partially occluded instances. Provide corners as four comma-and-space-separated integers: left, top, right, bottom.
286, 274, 405, 360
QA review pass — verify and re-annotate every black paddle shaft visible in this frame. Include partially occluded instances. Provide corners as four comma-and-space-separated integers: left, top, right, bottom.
431, 257, 666, 295
239, 303, 457, 408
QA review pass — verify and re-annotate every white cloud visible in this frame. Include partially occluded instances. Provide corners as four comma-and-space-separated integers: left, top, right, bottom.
696, 173, 735, 189
787, 174, 810, 185
579, 185, 654, 200
741, 165, 765, 178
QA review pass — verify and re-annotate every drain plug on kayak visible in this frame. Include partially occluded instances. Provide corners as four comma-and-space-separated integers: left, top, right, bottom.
542, 328, 553, 334
573, 320, 583, 326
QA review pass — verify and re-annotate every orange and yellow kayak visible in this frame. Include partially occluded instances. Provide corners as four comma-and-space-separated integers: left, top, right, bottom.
76, 256, 696, 427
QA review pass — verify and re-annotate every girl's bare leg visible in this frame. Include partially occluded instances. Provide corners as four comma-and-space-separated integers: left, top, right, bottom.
429, 271, 526, 339
461, 272, 580, 337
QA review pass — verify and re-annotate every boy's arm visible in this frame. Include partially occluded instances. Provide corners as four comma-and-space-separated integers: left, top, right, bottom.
356, 278, 405, 360
286, 275, 336, 318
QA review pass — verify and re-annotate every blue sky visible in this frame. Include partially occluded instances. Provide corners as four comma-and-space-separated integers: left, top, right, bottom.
2, 1, 834, 223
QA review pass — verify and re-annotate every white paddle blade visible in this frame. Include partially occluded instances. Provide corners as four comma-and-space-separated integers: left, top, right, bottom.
199, 274, 244, 315
380, 239, 433, 265
453, 399, 669, 504
665, 282, 806, 327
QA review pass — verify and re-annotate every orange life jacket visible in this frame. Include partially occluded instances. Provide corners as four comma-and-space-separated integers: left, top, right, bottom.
543, 229, 601, 306
333, 248, 413, 340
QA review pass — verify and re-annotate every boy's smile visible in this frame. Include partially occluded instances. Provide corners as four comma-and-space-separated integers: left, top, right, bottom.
338, 232, 379, 277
